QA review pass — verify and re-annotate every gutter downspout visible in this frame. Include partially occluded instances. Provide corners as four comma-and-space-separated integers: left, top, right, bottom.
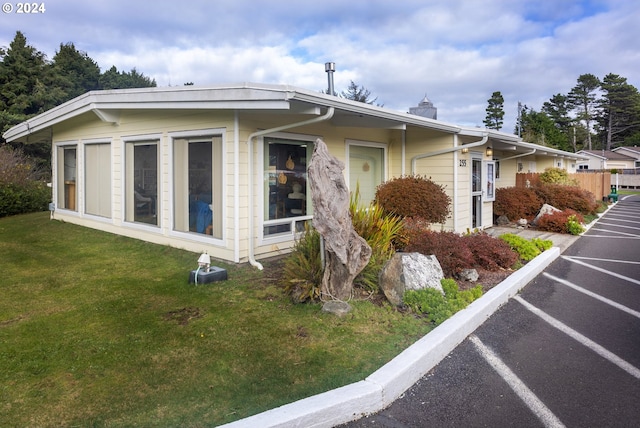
246, 106, 335, 270
411, 134, 488, 174
498, 148, 536, 161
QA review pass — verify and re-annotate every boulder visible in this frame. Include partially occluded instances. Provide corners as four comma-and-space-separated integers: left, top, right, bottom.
321, 300, 352, 317
517, 218, 528, 228
457, 268, 479, 282
379, 252, 444, 307
496, 215, 510, 226
533, 203, 561, 225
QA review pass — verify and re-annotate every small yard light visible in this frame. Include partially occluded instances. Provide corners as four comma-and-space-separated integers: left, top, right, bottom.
197, 252, 211, 273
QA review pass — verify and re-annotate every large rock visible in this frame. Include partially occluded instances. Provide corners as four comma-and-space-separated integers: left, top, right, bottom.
379, 252, 445, 307
533, 203, 561, 225
308, 138, 372, 301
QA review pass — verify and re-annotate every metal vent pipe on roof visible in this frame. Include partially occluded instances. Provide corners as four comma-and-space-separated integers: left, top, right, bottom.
325, 62, 335, 96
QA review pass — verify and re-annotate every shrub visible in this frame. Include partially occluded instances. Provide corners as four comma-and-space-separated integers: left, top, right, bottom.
534, 184, 598, 215
403, 278, 483, 325
494, 187, 543, 221
498, 233, 541, 261
0, 145, 50, 217
374, 175, 451, 225
539, 167, 578, 186
463, 232, 519, 271
536, 209, 585, 235
404, 231, 475, 277
531, 238, 553, 252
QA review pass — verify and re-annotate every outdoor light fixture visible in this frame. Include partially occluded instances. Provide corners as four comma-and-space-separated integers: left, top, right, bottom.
486, 147, 493, 157
197, 252, 211, 273
461, 147, 469, 154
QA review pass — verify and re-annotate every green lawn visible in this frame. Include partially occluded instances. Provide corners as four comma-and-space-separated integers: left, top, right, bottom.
0, 212, 432, 427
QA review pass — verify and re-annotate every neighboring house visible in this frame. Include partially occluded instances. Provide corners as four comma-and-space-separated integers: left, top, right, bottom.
612, 146, 640, 168
3, 83, 585, 266
576, 149, 637, 170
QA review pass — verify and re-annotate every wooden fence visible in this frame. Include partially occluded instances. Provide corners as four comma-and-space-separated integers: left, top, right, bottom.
515, 171, 612, 200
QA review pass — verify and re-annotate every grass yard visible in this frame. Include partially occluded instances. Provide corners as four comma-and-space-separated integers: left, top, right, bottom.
0, 212, 432, 427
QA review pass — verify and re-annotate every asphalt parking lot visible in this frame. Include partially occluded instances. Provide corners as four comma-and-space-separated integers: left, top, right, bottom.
345, 195, 640, 427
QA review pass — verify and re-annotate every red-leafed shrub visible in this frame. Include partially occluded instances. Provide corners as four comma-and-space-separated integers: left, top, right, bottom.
404, 231, 474, 277
494, 187, 543, 221
375, 175, 451, 225
463, 233, 519, 271
534, 184, 598, 215
536, 209, 584, 234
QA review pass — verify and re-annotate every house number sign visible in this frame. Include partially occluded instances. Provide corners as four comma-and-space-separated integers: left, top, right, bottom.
459, 159, 467, 167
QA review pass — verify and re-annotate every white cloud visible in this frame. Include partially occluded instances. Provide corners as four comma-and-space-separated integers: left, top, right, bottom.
1, 0, 638, 134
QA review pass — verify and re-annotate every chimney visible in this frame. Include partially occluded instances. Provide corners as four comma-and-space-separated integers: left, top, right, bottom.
325, 62, 335, 96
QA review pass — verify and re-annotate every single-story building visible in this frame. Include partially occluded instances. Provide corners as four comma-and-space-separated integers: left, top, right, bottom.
576, 149, 637, 170
3, 83, 586, 267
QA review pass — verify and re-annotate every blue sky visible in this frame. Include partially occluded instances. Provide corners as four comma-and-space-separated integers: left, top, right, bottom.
1, 0, 638, 133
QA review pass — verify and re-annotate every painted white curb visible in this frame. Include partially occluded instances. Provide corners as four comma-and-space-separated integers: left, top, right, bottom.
219, 247, 561, 428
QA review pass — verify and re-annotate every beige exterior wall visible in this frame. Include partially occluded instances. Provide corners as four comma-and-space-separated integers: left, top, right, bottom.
48, 107, 576, 264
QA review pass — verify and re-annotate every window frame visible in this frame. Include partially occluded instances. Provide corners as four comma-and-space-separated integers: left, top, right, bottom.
168, 128, 225, 245
123, 134, 162, 228
83, 139, 112, 219
260, 131, 317, 243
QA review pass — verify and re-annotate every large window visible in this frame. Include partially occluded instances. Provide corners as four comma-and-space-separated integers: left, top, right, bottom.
263, 137, 312, 236
56, 145, 77, 211
85, 143, 111, 217
173, 134, 223, 238
125, 140, 159, 225
348, 142, 385, 204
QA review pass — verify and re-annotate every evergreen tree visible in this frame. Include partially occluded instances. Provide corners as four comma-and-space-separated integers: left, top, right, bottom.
52, 42, 101, 101
340, 81, 382, 106
483, 91, 504, 130
597, 73, 640, 149
542, 93, 575, 151
567, 73, 600, 150
520, 107, 569, 150
99, 66, 156, 90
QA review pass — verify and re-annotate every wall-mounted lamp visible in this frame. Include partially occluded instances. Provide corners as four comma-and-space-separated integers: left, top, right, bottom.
461, 147, 469, 154
486, 147, 493, 157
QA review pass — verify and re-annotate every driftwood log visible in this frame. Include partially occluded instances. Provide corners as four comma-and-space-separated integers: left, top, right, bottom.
308, 138, 371, 301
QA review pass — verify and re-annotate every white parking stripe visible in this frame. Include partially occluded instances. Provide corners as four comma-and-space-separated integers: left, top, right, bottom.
583, 235, 640, 240
562, 256, 640, 285
588, 227, 640, 237
595, 221, 640, 231
543, 272, 640, 319
567, 256, 640, 265
469, 335, 566, 428
513, 296, 640, 380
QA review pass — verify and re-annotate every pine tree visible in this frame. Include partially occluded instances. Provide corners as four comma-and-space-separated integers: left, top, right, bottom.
340, 81, 382, 106
598, 73, 640, 149
483, 91, 504, 130
567, 73, 600, 150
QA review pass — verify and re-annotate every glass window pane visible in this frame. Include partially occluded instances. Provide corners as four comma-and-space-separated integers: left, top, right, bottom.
173, 136, 222, 238
126, 143, 158, 225
264, 138, 310, 222
57, 146, 77, 211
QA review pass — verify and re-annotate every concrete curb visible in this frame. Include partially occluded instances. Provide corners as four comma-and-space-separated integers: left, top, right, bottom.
219, 247, 561, 428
